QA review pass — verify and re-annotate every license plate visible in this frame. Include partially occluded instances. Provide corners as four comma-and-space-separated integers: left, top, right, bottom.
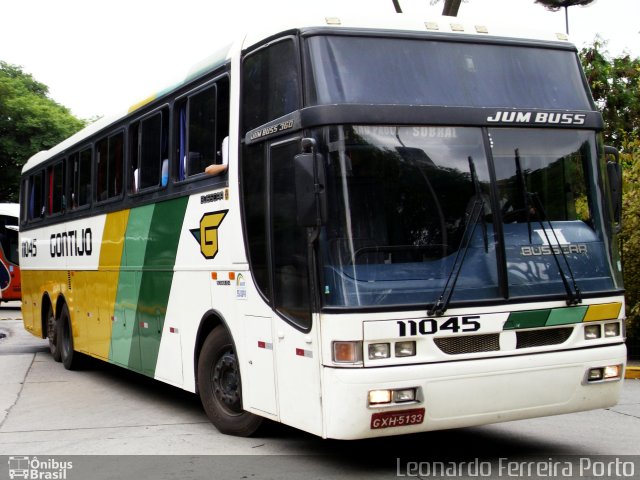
370, 408, 425, 429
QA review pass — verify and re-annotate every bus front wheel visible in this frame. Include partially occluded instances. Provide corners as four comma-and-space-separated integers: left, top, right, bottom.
197, 326, 263, 436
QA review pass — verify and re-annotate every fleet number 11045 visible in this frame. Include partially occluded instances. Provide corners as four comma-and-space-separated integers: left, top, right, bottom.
397, 316, 481, 337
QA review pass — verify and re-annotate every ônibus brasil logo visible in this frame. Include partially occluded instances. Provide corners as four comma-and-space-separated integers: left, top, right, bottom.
8, 456, 73, 479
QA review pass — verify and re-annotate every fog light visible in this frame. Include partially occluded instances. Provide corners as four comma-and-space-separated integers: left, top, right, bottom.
333, 341, 363, 363
393, 388, 416, 403
369, 390, 392, 405
395, 341, 416, 357
368, 343, 390, 360
604, 322, 620, 338
604, 364, 622, 380
587, 368, 604, 381
584, 324, 601, 340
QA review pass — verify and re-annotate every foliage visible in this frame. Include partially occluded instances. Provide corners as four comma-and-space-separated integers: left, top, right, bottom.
534, 0, 595, 10
580, 41, 640, 149
618, 136, 640, 353
0, 61, 85, 202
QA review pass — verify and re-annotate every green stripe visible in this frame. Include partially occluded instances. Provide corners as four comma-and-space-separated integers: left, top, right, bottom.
503, 310, 550, 330
136, 197, 189, 376
546, 306, 588, 326
111, 204, 155, 369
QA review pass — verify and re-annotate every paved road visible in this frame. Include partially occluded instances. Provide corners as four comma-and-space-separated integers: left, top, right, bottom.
1, 303, 639, 479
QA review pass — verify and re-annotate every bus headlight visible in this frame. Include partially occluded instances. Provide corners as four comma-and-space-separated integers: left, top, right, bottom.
604, 322, 620, 337
395, 341, 416, 357
584, 324, 601, 340
368, 343, 390, 360
393, 388, 416, 403
368, 390, 392, 405
333, 341, 363, 364
585, 364, 623, 383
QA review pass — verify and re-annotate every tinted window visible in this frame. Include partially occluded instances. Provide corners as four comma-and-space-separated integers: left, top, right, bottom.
68, 147, 92, 209
47, 160, 65, 214
176, 76, 230, 180
305, 36, 592, 110
242, 39, 300, 132
96, 132, 124, 201
130, 109, 169, 192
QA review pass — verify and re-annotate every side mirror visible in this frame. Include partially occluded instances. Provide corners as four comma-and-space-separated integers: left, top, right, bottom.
604, 146, 622, 229
294, 145, 326, 227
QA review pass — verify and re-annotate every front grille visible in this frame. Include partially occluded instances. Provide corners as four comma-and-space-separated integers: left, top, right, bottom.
434, 333, 500, 355
516, 327, 573, 349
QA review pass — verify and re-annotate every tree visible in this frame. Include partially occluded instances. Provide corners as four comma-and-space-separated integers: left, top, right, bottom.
534, 0, 596, 34
580, 40, 640, 149
0, 62, 85, 202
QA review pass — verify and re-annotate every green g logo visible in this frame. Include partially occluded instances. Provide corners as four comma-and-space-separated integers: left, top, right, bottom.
190, 210, 228, 259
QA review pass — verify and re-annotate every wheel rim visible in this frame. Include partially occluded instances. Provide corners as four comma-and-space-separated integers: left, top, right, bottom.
212, 350, 242, 415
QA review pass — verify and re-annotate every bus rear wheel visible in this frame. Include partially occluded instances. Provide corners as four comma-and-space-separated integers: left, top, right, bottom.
57, 303, 81, 370
46, 303, 61, 362
197, 326, 262, 436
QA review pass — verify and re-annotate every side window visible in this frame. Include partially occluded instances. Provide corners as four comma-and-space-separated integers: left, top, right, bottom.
68, 147, 92, 209
130, 108, 169, 192
96, 131, 124, 202
241, 143, 269, 299
47, 160, 65, 215
0, 215, 19, 265
270, 139, 311, 329
27, 171, 45, 220
242, 39, 299, 132
176, 76, 229, 180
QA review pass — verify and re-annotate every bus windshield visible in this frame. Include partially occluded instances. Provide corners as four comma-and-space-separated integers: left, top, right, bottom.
305, 35, 592, 110
317, 126, 617, 309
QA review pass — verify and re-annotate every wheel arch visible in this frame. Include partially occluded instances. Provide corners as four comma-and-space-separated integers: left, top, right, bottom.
39, 292, 54, 340
194, 309, 235, 394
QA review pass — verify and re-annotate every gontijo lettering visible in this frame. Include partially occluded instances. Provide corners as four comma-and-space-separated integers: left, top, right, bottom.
50, 228, 93, 257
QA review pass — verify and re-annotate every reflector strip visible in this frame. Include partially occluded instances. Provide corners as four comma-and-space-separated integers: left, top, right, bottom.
584, 303, 622, 322
140, 322, 149, 329
257, 341, 273, 350
169, 327, 179, 334
296, 348, 313, 358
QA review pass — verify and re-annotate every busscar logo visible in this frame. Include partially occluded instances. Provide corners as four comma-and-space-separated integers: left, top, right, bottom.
190, 210, 228, 259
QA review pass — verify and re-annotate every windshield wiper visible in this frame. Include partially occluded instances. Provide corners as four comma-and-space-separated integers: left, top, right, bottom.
529, 192, 582, 305
427, 157, 486, 316
514, 150, 581, 306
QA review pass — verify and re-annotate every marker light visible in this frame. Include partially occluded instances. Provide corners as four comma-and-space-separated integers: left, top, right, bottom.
604, 322, 621, 338
393, 388, 417, 403
333, 341, 363, 364
369, 390, 392, 405
584, 324, 601, 340
587, 368, 603, 382
586, 364, 623, 383
603, 364, 622, 380
395, 341, 416, 357
368, 343, 390, 360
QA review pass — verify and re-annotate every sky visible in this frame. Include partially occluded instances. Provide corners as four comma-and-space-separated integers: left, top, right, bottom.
1, 0, 638, 120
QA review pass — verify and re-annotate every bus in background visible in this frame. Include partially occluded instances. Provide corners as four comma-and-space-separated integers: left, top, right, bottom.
19, 15, 625, 440
0, 203, 21, 303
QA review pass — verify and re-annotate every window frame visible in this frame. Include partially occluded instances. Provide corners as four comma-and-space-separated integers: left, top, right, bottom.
94, 129, 125, 205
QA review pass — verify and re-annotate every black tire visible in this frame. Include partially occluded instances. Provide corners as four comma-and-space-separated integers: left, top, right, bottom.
46, 302, 61, 362
57, 303, 81, 370
197, 326, 262, 436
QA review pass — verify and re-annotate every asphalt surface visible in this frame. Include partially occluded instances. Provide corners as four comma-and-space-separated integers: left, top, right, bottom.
1, 302, 639, 479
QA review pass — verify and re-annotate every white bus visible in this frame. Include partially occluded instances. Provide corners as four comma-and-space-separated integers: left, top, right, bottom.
19, 15, 626, 439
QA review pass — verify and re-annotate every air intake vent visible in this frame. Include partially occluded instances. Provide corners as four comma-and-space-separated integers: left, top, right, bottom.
516, 327, 572, 349
67, 271, 72, 290
434, 334, 500, 355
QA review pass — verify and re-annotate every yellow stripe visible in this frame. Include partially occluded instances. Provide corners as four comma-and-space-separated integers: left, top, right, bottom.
128, 95, 157, 114
83, 209, 130, 359
583, 303, 622, 322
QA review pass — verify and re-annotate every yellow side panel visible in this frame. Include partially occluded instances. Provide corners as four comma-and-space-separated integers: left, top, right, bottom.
584, 303, 622, 322
20, 270, 69, 339
82, 210, 129, 359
